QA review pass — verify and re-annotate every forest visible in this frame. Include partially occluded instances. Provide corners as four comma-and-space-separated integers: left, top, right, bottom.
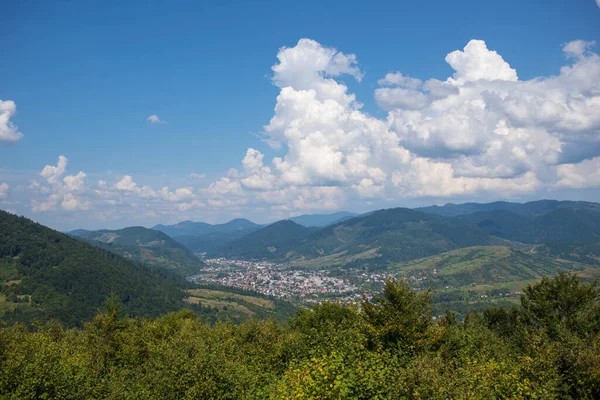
1, 273, 598, 399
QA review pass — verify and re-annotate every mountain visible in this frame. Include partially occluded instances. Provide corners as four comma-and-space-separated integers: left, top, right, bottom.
289, 211, 358, 227
456, 207, 600, 244
70, 226, 204, 276
162, 218, 264, 254
174, 230, 257, 254
153, 220, 214, 237
215, 220, 317, 259
533, 242, 600, 266
154, 218, 262, 238
391, 245, 590, 290
0, 210, 189, 327
217, 208, 500, 267
417, 200, 600, 218
209, 201, 600, 268
288, 208, 501, 268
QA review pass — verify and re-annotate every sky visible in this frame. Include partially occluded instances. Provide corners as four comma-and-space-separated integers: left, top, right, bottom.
1, 0, 600, 231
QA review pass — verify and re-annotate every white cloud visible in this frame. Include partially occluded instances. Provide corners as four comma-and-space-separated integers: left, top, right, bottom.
0, 100, 23, 143
114, 175, 138, 191
147, 114, 167, 124
208, 37, 600, 213
160, 187, 194, 202
563, 40, 596, 59
32, 156, 92, 212
377, 72, 422, 89
114, 175, 158, 198
445, 40, 518, 84
0, 183, 8, 199
63, 171, 87, 192
596, 0, 600, 8
555, 156, 600, 188
40, 155, 68, 186
188, 172, 207, 179
19, 38, 600, 226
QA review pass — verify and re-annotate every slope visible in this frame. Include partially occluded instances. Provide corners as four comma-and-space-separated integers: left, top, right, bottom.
154, 218, 262, 237
215, 220, 316, 259
218, 208, 500, 267
289, 211, 358, 227
0, 210, 189, 327
70, 226, 204, 276
417, 199, 600, 218
457, 208, 600, 244
390, 245, 591, 289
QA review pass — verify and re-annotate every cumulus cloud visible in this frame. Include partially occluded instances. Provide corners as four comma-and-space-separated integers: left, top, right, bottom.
207, 37, 600, 214
0, 183, 8, 199
21, 38, 600, 226
147, 114, 166, 124
555, 156, 600, 188
32, 156, 91, 212
445, 40, 518, 84
0, 100, 23, 143
114, 175, 158, 198
563, 40, 596, 59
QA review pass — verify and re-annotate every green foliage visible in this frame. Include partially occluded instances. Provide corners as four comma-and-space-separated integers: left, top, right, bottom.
521, 273, 600, 339
217, 220, 316, 259
0, 273, 599, 398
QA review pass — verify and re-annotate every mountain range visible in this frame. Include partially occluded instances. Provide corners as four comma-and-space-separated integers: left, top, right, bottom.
208, 200, 600, 269
154, 212, 359, 254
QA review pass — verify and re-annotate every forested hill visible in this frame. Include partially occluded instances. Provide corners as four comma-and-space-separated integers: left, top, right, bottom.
70, 226, 204, 276
215, 207, 499, 265
417, 199, 600, 217
213, 202, 600, 268
154, 218, 261, 237
0, 210, 189, 327
216, 220, 317, 259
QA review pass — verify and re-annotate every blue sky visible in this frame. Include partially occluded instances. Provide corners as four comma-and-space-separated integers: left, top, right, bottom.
1, 0, 600, 230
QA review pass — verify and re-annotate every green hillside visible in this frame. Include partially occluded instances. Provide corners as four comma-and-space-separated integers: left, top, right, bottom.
417, 199, 600, 217
391, 246, 591, 288
388, 245, 600, 316
174, 229, 257, 253
216, 202, 600, 269
216, 220, 317, 258
154, 218, 261, 237
219, 208, 500, 267
0, 211, 190, 327
71, 226, 204, 276
458, 208, 600, 244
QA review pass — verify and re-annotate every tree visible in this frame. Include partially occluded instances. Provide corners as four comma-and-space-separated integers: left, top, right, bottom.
362, 278, 432, 351
521, 273, 600, 339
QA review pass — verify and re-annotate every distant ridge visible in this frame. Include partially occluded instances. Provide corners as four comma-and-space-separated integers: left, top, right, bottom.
215, 220, 317, 259
416, 200, 600, 217
214, 200, 600, 268
289, 211, 358, 227
154, 218, 261, 237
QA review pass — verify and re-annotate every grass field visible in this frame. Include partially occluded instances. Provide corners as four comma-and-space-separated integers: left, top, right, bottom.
184, 288, 278, 318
